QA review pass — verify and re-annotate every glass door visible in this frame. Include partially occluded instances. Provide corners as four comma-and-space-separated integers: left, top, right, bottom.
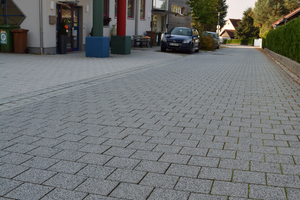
61, 4, 73, 52
73, 7, 79, 51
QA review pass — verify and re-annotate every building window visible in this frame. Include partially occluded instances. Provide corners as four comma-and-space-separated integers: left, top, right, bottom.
171, 4, 184, 15
115, 0, 117, 17
0, 0, 25, 25
104, 0, 109, 16
128, 0, 134, 18
140, 0, 145, 19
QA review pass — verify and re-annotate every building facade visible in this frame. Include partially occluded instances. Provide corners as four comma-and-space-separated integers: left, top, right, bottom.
2, 0, 158, 54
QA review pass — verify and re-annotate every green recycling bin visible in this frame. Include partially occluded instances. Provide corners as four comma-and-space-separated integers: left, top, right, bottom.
0, 25, 20, 53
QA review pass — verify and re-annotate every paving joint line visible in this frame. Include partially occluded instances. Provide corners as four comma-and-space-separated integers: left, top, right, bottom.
0, 55, 195, 112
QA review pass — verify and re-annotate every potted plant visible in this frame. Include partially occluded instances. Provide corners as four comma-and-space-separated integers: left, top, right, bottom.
103, 14, 111, 26
58, 20, 68, 54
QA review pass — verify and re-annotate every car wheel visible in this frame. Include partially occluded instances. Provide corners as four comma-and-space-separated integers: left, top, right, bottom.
195, 48, 199, 53
188, 48, 193, 54
161, 47, 166, 52
217, 45, 219, 49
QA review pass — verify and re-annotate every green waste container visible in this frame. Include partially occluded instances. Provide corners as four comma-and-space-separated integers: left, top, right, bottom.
0, 25, 20, 53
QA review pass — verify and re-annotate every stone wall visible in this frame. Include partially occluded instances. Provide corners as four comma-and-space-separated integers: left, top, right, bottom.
264, 48, 300, 78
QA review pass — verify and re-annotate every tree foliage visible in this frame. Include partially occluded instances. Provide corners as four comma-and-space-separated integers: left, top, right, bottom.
235, 8, 259, 39
186, 0, 228, 32
252, 0, 297, 36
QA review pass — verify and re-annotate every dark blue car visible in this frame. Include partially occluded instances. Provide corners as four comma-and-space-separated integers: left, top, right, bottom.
161, 27, 200, 53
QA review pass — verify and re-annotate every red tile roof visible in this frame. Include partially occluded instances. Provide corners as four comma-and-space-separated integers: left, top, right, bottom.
272, 7, 300, 26
229, 19, 241, 28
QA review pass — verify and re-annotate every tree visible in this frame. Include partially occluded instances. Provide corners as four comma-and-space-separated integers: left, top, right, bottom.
186, 0, 228, 32
253, 0, 289, 36
284, 0, 300, 12
235, 8, 259, 39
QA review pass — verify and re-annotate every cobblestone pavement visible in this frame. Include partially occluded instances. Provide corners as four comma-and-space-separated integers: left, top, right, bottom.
1, 46, 299, 199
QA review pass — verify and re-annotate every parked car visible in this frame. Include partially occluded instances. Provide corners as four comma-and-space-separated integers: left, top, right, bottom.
203, 31, 220, 49
161, 27, 200, 53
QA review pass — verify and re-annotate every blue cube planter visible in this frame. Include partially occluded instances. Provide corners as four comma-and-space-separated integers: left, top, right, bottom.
86, 37, 110, 58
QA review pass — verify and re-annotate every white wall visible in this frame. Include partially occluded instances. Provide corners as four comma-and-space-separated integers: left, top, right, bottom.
14, 0, 40, 48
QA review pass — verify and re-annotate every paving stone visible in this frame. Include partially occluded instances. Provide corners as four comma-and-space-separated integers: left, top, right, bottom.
84, 194, 120, 200
172, 139, 199, 147
219, 158, 249, 170
78, 144, 110, 154
158, 153, 191, 164
147, 137, 175, 145
5, 182, 53, 200
250, 161, 281, 173
188, 156, 220, 167
0, 178, 23, 196
281, 164, 300, 175
278, 147, 300, 156
153, 144, 182, 153
166, 163, 200, 178
104, 147, 136, 157
197, 141, 224, 149
267, 173, 300, 188
79, 136, 108, 145
105, 157, 140, 170
130, 150, 163, 161
249, 185, 286, 200
30, 138, 64, 147
41, 188, 87, 200
48, 160, 86, 174
236, 152, 264, 162
14, 168, 57, 184
75, 178, 119, 196
134, 160, 170, 173
175, 177, 212, 193
208, 149, 236, 159
107, 169, 146, 183
199, 167, 232, 181
251, 145, 277, 154
77, 165, 116, 179
0, 152, 33, 165
77, 153, 112, 165
211, 181, 248, 198
286, 188, 300, 200
51, 149, 86, 161
265, 154, 295, 164
102, 139, 132, 147
140, 173, 179, 189
27, 146, 62, 157
179, 147, 208, 156
166, 132, 191, 140
147, 188, 189, 200
233, 170, 266, 184
0, 163, 29, 178
3, 143, 38, 153
109, 182, 153, 199
126, 141, 156, 151
44, 173, 87, 190
189, 193, 227, 200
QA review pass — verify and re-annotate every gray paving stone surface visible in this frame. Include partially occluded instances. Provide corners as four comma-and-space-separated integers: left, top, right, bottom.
1, 46, 299, 199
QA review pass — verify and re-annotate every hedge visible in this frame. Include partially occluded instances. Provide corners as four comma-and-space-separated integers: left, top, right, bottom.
225, 39, 254, 46
265, 17, 300, 63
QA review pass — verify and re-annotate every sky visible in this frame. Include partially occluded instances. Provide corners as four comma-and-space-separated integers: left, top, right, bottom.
225, 0, 257, 19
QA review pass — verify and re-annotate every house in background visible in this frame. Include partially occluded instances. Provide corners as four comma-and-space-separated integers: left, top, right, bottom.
219, 18, 241, 42
272, 7, 300, 28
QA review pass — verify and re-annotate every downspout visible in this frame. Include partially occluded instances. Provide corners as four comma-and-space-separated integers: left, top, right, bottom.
135, 0, 139, 35
39, 0, 44, 54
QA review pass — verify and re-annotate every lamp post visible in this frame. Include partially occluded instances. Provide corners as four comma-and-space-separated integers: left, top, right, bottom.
216, 12, 220, 34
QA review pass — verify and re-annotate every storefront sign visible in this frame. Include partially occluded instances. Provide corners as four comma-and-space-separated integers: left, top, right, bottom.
1, 31, 7, 44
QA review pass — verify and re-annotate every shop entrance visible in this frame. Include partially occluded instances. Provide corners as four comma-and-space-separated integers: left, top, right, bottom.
57, 3, 80, 53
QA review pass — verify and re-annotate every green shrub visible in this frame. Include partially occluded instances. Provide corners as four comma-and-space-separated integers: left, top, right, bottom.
225, 39, 254, 45
261, 31, 269, 49
200, 35, 215, 51
265, 17, 300, 63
